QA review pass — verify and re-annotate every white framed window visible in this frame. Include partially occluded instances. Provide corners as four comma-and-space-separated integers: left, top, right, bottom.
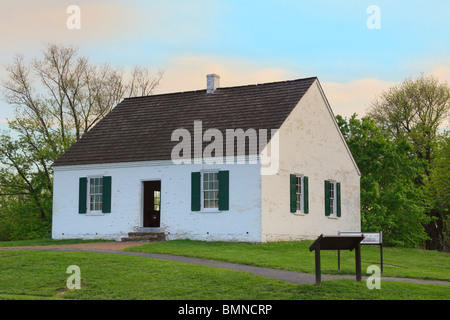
325, 180, 340, 218
88, 177, 103, 213
290, 174, 309, 214
329, 181, 336, 216
296, 176, 304, 213
79, 176, 111, 215
202, 171, 219, 210
192, 170, 229, 212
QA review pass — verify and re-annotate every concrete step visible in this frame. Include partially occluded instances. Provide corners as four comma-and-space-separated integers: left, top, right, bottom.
121, 232, 165, 242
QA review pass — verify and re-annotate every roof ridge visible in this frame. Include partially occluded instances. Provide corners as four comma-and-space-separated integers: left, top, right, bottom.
216, 76, 317, 91
124, 76, 317, 100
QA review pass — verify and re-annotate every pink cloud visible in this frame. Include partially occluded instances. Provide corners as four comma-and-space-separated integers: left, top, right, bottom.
155, 55, 296, 94
156, 55, 397, 119
321, 78, 396, 118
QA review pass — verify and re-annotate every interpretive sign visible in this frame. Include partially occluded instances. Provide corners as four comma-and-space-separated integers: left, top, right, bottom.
309, 234, 365, 285
338, 231, 383, 273
339, 231, 382, 244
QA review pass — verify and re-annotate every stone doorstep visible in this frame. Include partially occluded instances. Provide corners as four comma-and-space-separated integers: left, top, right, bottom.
121, 232, 166, 242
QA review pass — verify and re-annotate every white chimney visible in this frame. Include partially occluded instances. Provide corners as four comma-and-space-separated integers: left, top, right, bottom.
206, 74, 220, 94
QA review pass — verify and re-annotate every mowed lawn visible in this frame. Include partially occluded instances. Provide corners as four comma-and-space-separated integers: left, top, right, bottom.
0, 239, 449, 300
126, 240, 450, 282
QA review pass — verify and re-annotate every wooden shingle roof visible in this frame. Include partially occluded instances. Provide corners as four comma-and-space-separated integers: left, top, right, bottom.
52, 77, 317, 167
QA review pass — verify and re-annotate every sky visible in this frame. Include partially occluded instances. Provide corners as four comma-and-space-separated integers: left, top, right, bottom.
0, 0, 449, 130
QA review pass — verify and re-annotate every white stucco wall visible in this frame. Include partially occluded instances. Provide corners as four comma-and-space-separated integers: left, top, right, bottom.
261, 80, 361, 242
52, 160, 262, 242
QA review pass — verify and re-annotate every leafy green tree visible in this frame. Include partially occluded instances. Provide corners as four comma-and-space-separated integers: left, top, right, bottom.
425, 132, 450, 251
0, 190, 51, 241
368, 74, 449, 170
337, 114, 430, 247
367, 74, 450, 250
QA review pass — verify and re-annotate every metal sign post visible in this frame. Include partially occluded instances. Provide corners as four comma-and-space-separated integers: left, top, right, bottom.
338, 231, 383, 274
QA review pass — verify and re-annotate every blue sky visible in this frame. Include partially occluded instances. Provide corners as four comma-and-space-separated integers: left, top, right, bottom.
1, 0, 449, 129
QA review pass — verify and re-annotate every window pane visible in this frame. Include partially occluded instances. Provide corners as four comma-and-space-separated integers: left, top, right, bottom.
204, 192, 218, 208
330, 183, 334, 198
154, 191, 160, 204
90, 178, 102, 194
296, 177, 303, 194
89, 177, 103, 211
206, 191, 218, 200
95, 195, 102, 211
203, 172, 219, 209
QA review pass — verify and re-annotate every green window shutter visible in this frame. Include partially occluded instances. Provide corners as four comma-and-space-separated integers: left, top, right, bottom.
324, 180, 330, 216
191, 172, 201, 211
102, 176, 112, 213
218, 170, 229, 211
290, 174, 297, 213
78, 177, 87, 214
303, 176, 309, 214
336, 182, 341, 217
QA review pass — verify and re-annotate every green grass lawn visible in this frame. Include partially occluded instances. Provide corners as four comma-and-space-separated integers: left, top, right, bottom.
125, 239, 450, 282
0, 249, 449, 300
0, 238, 113, 247
0, 239, 449, 300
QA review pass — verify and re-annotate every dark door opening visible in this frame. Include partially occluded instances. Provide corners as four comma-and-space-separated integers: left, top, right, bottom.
143, 181, 161, 228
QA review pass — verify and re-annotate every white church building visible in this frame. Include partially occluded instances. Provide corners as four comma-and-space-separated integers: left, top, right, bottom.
51, 75, 361, 242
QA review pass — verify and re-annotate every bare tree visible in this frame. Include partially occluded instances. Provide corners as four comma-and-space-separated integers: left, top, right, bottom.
128, 65, 164, 98
0, 43, 164, 223
3, 44, 163, 143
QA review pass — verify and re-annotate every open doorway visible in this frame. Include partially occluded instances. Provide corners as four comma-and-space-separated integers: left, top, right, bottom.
142, 181, 161, 228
